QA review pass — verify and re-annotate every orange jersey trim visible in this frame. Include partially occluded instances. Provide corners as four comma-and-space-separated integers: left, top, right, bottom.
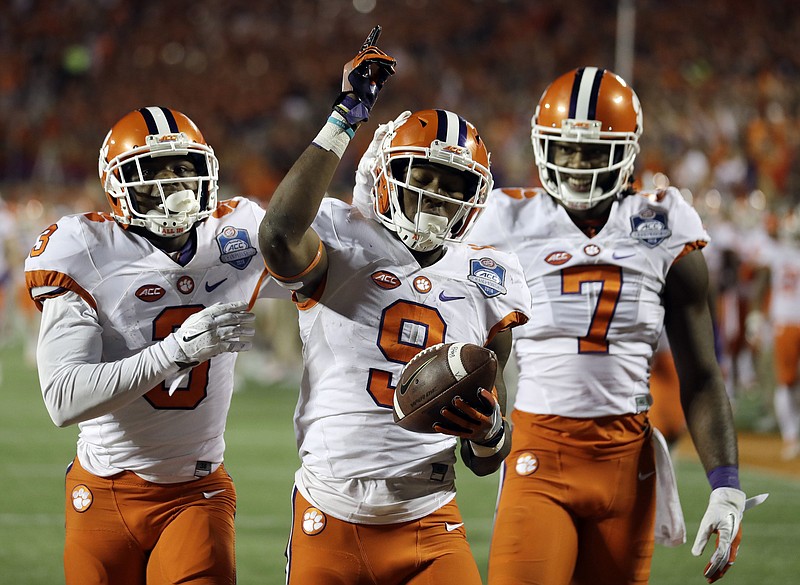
247, 268, 271, 311
486, 310, 529, 345
211, 199, 241, 219
265, 240, 324, 283
673, 240, 707, 263
25, 269, 96, 312
294, 274, 327, 311
83, 211, 115, 223
497, 187, 540, 200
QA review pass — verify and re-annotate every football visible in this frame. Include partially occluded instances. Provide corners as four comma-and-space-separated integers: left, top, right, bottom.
393, 342, 498, 433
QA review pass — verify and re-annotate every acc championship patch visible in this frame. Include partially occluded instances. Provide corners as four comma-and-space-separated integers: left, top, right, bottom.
630, 209, 672, 247
468, 257, 507, 298
216, 226, 257, 270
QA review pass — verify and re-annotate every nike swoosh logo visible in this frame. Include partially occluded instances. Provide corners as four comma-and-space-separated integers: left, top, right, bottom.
638, 471, 656, 481
203, 489, 225, 499
445, 522, 464, 532
398, 355, 438, 395
612, 251, 635, 260
438, 291, 466, 302
182, 330, 207, 343
205, 278, 228, 293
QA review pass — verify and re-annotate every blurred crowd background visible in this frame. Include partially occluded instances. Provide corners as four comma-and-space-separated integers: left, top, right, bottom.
1, 0, 799, 452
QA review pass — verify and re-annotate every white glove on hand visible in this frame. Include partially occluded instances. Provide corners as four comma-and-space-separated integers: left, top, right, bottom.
171, 301, 256, 367
691, 488, 768, 583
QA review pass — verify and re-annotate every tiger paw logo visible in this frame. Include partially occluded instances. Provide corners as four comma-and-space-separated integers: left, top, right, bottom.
302, 507, 326, 536
71, 484, 93, 512
515, 452, 539, 476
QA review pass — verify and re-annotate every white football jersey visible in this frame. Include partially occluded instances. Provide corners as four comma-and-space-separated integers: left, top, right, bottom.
25, 197, 285, 482
294, 198, 530, 523
753, 237, 800, 325
470, 187, 709, 418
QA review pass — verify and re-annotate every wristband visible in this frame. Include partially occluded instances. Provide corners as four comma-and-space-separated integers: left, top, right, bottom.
312, 111, 355, 159
707, 465, 740, 490
469, 420, 507, 458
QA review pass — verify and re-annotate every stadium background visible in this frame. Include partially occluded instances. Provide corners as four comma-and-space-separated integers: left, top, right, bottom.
1, 0, 799, 583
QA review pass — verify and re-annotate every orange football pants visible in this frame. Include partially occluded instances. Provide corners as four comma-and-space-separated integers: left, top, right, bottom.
286, 489, 482, 585
488, 411, 655, 585
774, 324, 800, 386
64, 457, 236, 585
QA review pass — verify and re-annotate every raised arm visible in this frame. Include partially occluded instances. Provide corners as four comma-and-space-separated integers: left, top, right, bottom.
258, 27, 395, 297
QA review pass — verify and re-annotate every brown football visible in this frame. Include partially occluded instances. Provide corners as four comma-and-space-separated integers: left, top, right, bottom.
393, 342, 498, 433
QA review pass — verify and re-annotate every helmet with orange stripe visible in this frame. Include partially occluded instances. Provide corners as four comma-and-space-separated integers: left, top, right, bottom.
371, 109, 492, 252
531, 67, 642, 210
98, 106, 219, 237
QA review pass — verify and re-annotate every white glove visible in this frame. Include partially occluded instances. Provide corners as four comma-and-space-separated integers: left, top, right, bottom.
691, 488, 768, 583
171, 301, 256, 366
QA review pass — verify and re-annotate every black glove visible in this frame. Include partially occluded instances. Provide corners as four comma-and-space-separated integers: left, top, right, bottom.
334, 25, 396, 128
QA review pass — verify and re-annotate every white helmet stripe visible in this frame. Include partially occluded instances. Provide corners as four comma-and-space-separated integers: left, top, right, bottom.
573, 66, 601, 120
438, 110, 463, 145
140, 106, 178, 134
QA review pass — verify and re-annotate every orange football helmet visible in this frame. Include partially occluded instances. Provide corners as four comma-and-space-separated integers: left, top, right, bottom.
371, 109, 492, 252
531, 67, 642, 210
98, 106, 219, 237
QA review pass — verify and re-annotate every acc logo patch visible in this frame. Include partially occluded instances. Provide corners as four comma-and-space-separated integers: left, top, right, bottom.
135, 284, 166, 302
71, 484, 93, 512
216, 226, 257, 270
302, 506, 326, 536
371, 270, 401, 290
545, 251, 572, 265
515, 452, 539, 476
630, 208, 671, 247
468, 257, 507, 298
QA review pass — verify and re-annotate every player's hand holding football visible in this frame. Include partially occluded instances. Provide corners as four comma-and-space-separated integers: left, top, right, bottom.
334, 25, 396, 128
434, 388, 504, 445
691, 489, 768, 582
171, 301, 256, 367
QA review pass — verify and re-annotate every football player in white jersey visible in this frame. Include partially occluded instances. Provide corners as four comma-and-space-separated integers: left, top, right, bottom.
25, 106, 285, 585
748, 208, 800, 460
258, 29, 530, 584
470, 68, 764, 585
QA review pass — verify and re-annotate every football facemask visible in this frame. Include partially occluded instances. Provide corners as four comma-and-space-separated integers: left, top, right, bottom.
531, 67, 642, 210
99, 106, 219, 238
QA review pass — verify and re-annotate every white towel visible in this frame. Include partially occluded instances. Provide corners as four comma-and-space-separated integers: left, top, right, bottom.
653, 427, 686, 546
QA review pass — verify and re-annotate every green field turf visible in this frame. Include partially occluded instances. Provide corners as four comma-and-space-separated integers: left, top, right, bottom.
1, 339, 798, 584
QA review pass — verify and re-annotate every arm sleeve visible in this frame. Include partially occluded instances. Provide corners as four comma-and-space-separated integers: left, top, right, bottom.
37, 291, 183, 427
